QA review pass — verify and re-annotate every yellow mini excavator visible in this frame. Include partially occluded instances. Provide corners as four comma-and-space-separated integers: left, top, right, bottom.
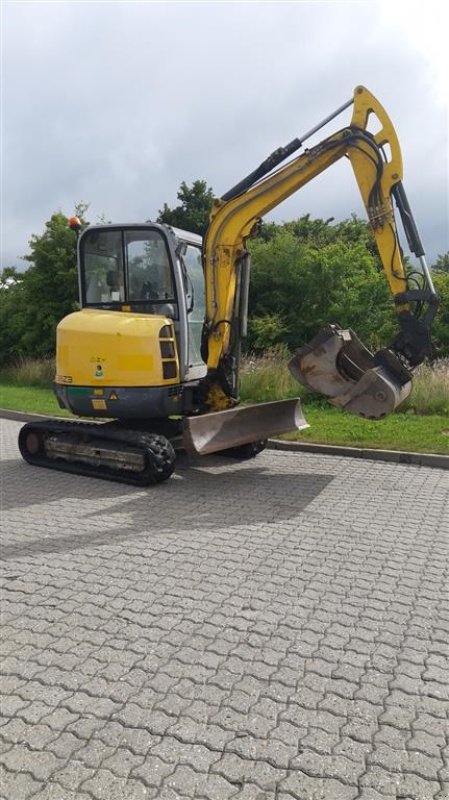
19, 86, 438, 485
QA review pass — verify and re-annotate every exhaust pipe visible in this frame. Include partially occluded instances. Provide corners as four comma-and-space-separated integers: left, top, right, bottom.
288, 324, 411, 419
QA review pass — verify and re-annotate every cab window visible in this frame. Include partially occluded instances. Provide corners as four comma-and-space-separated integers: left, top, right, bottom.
125, 231, 175, 302
81, 228, 177, 317
83, 230, 125, 304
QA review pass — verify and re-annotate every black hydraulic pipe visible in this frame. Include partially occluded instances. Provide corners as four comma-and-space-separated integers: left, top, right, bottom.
392, 181, 425, 258
221, 97, 354, 202
221, 138, 302, 201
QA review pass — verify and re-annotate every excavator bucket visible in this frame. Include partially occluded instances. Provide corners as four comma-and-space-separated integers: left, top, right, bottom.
288, 324, 411, 419
183, 398, 308, 456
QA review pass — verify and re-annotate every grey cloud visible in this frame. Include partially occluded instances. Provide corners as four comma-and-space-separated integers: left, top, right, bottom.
2, 1, 448, 269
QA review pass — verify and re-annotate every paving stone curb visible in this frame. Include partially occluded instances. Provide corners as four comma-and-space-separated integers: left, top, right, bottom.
1, 408, 447, 470
0, 409, 76, 423
267, 439, 449, 469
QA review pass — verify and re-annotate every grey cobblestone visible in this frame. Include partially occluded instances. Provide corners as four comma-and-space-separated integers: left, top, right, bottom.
131, 753, 175, 787
71, 738, 117, 769
280, 771, 359, 798
1, 419, 448, 799
227, 732, 297, 769
212, 751, 287, 790
81, 768, 149, 799
28, 785, 93, 800
0, 766, 41, 800
0, 744, 64, 782
289, 750, 364, 784
45, 759, 96, 792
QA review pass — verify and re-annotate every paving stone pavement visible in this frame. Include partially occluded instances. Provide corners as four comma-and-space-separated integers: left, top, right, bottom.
1, 418, 448, 800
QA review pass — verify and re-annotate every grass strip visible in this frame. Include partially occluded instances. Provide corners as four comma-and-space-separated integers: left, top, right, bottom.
0, 385, 72, 417
1, 383, 447, 455
283, 405, 448, 455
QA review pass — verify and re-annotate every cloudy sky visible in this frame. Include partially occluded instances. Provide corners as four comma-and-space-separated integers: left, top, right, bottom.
2, 0, 448, 270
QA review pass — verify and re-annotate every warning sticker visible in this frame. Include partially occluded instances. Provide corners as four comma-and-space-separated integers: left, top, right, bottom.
91, 399, 107, 410
108, 392, 118, 401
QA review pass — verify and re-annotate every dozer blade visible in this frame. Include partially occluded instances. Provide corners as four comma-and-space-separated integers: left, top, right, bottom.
288, 324, 412, 419
183, 398, 308, 456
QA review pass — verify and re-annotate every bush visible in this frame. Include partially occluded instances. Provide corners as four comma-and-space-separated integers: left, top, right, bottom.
0, 207, 87, 366
432, 272, 449, 357
247, 225, 396, 354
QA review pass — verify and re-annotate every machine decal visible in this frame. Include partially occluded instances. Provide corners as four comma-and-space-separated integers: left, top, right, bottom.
91, 399, 107, 410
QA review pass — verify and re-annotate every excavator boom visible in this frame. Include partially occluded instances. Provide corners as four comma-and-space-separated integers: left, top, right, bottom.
199, 85, 438, 431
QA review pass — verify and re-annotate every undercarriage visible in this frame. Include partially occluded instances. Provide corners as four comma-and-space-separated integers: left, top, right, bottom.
18, 420, 177, 486
18, 398, 308, 486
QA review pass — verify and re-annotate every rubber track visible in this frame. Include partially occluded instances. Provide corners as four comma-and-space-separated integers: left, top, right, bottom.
18, 420, 176, 486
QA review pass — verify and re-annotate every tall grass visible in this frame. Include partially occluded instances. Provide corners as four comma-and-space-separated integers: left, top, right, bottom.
404, 360, 449, 416
1, 353, 447, 416
240, 349, 449, 416
0, 356, 55, 389
239, 346, 328, 407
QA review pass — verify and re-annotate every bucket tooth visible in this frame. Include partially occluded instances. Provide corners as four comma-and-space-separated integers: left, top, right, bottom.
288, 324, 411, 419
183, 398, 308, 456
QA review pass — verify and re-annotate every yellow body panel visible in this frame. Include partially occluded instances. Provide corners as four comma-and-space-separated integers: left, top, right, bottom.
56, 309, 179, 387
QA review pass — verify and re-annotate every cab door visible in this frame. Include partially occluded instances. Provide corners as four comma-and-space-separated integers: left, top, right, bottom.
181, 243, 207, 380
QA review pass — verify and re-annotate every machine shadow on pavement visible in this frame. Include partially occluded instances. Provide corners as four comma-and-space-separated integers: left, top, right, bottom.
1, 455, 334, 561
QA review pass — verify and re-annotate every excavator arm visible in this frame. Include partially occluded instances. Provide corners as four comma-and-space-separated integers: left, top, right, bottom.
199, 85, 438, 419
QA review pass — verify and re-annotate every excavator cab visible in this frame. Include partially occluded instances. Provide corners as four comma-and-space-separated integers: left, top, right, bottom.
19, 220, 305, 483
53, 222, 210, 422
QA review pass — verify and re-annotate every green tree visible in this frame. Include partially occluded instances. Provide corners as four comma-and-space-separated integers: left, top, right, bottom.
246, 225, 395, 353
283, 214, 381, 261
0, 266, 21, 287
157, 180, 214, 236
246, 219, 448, 358
0, 204, 88, 364
433, 252, 449, 273
0, 269, 27, 366
432, 271, 449, 355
